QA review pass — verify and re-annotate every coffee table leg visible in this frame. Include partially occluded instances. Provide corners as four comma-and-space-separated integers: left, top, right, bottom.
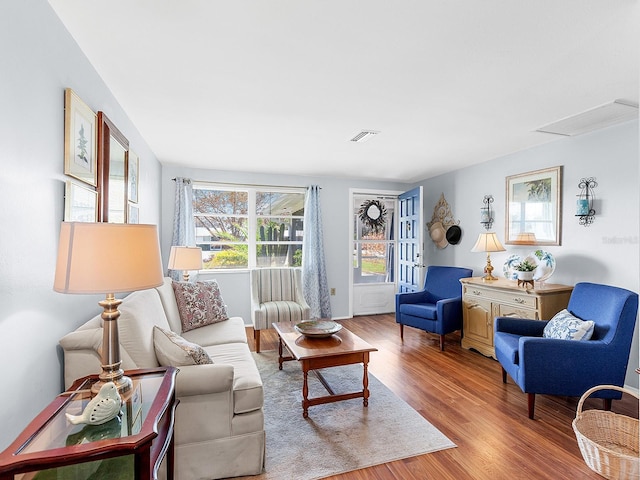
302, 363, 309, 418
278, 337, 283, 371
363, 353, 370, 407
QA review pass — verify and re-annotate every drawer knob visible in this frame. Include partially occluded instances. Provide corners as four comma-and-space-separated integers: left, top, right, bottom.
514, 297, 525, 304
472, 290, 481, 295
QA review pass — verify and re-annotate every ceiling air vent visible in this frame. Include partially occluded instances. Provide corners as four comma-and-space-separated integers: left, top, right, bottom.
350, 130, 380, 143
535, 99, 638, 136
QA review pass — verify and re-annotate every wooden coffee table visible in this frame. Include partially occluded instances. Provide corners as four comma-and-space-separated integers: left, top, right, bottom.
272, 321, 377, 418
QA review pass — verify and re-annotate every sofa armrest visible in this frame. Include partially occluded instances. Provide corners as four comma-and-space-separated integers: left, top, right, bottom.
174, 363, 234, 397
59, 328, 103, 352
495, 316, 547, 337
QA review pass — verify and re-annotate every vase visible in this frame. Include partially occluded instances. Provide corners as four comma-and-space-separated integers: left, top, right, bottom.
517, 271, 535, 281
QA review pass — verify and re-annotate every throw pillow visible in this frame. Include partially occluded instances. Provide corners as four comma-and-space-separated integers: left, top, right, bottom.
172, 280, 229, 332
153, 326, 213, 366
543, 309, 595, 341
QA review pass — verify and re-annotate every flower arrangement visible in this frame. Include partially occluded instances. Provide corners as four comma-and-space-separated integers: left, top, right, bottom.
514, 259, 537, 272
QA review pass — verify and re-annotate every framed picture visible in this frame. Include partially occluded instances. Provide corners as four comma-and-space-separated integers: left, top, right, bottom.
64, 180, 98, 222
64, 89, 97, 186
505, 166, 562, 246
128, 203, 139, 224
128, 150, 139, 203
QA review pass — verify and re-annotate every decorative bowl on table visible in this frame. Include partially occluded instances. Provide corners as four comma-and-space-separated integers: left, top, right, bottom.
294, 320, 342, 338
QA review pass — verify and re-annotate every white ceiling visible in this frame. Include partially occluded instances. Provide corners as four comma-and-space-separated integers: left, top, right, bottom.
48, 1, 639, 183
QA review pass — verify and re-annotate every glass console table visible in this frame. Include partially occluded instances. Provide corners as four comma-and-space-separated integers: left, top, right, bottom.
0, 367, 178, 480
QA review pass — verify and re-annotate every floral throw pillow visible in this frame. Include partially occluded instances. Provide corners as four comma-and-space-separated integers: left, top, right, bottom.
543, 309, 595, 341
153, 326, 213, 366
172, 280, 229, 332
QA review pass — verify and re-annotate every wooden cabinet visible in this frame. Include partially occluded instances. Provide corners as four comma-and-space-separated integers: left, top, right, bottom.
460, 277, 573, 359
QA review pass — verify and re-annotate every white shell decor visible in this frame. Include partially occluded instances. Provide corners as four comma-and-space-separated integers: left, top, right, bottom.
65, 382, 123, 426
503, 251, 556, 283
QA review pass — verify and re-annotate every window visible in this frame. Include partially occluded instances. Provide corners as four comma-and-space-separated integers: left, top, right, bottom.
193, 184, 305, 269
353, 195, 395, 284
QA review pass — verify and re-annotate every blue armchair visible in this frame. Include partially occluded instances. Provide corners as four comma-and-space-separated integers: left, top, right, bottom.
495, 282, 638, 419
395, 266, 473, 350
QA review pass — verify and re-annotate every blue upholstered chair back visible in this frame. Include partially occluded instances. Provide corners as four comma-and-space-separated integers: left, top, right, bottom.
423, 266, 470, 301
567, 282, 638, 345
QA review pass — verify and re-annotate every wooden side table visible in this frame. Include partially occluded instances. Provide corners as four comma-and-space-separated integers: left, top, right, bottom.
0, 367, 178, 480
460, 277, 573, 358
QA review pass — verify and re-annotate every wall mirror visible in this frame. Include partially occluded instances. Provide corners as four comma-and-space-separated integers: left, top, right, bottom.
505, 166, 562, 246
97, 112, 129, 223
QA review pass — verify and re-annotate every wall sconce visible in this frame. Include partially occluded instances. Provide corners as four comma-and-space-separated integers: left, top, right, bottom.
480, 195, 494, 230
576, 177, 597, 226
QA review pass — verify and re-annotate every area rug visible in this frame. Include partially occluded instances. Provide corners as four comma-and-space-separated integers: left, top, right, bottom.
237, 351, 456, 480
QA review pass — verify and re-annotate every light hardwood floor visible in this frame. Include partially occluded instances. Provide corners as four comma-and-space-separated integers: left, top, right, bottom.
247, 314, 638, 480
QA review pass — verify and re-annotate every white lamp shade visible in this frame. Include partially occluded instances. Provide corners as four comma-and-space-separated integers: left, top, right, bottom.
471, 232, 506, 253
168, 246, 203, 271
54, 222, 164, 294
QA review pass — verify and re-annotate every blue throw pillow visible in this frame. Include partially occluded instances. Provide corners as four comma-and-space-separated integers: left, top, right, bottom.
543, 309, 595, 341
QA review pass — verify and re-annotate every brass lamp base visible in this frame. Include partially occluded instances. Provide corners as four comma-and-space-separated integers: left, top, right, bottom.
91, 293, 132, 395
482, 253, 499, 281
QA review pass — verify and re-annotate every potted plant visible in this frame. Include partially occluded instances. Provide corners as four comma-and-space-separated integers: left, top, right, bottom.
514, 259, 537, 281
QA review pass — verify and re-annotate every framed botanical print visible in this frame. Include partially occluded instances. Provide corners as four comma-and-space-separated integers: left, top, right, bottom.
128, 150, 139, 204
64, 89, 97, 187
64, 180, 98, 222
128, 202, 139, 224
505, 166, 562, 246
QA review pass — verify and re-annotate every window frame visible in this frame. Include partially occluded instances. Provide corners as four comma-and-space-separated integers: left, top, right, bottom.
192, 182, 305, 270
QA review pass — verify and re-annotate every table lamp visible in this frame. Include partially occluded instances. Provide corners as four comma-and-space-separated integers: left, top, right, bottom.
471, 232, 506, 281
168, 246, 203, 282
54, 222, 164, 395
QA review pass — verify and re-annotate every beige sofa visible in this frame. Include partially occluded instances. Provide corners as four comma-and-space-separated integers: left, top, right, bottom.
59, 278, 265, 480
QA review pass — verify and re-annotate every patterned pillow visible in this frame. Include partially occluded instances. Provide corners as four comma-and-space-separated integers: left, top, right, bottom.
172, 280, 229, 332
153, 326, 213, 366
543, 309, 595, 341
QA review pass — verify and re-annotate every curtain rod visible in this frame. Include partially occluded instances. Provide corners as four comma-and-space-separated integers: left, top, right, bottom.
171, 178, 320, 189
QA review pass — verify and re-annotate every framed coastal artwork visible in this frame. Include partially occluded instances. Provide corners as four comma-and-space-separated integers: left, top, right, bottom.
505, 166, 562, 246
64, 89, 97, 187
64, 180, 98, 222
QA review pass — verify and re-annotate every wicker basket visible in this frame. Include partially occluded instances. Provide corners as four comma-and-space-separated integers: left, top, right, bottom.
572, 385, 639, 480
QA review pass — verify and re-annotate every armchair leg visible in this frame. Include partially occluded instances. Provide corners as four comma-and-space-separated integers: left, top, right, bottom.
501, 367, 507, 384
603, 398, 612, 411
439, 335, 445, 351
254, 329, 261, 353
528, 393, 535, 419
399, 324, 404, 340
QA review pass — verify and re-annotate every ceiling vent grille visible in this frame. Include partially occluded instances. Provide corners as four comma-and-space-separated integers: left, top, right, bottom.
535, 100, 638, 136
350, 130, 380, 143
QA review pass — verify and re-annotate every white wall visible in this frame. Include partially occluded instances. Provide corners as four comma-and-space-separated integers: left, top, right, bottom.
160, 166, 407, 321
416, 120, 640, 388
0, 0, 162, 450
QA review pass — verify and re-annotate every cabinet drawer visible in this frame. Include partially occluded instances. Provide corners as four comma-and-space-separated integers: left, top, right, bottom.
465, 286, 538, 309
498, 303, 538, 320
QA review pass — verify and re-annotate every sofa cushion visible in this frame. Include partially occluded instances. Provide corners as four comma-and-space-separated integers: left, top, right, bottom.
154, 326, 213, 366
117, 289, 171, 368
155, 277, 184, 333
205, 343, 263, 414
543, 309, 595, 341
173, 280, 229, 332
181, 316, 248, 347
